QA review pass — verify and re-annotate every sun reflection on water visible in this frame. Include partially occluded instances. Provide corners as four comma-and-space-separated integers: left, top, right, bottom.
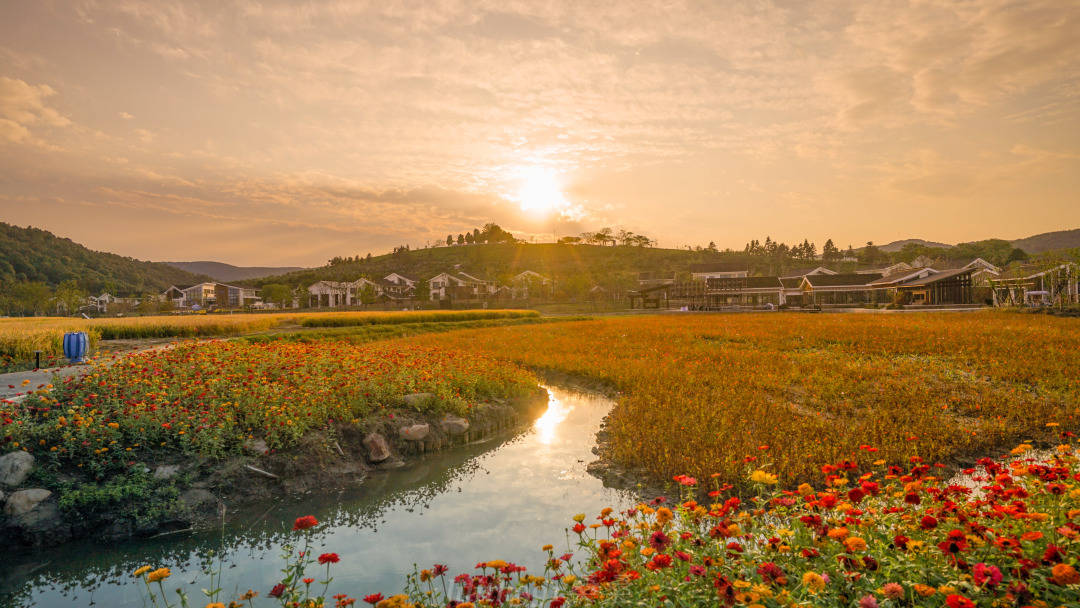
533, 387, 573, 445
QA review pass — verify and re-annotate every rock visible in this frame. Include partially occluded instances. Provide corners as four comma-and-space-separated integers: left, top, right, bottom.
399, 423, 430, 441
179, 488, 220, 515
440, 414, 470, 435
243, 438, 269, 456
363, 433, 391, 463
153, 464, 181, 480
0, 451, 34, 487
4, 488, 51, 517
402, 392, 436, 408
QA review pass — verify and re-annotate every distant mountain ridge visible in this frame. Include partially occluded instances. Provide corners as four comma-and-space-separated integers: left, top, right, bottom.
164, 261, 306, 282
878, 229, 1080, 254
878, 239, 953, 252
1008, 229, 1080, 254
0, 222, 210, 295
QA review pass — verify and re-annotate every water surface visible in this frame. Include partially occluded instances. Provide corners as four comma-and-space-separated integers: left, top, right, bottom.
3, 386, 636, 607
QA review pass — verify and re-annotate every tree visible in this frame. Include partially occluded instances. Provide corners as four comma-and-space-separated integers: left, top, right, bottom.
457, 234, 465, 245
472, 228, 481, 243
262, 283, 293, 308
8, 281, 53, 316
138, 293, 158, 314
707, 241, 718, 252
464, 232, 475, 244
822, 239, 840, 264
859, 241, 884, 265
54, 279, 87, 315
446, 234, 453, 246
558, 236, 581, 245
359, 282, 377, 307
415, 279, 430, 302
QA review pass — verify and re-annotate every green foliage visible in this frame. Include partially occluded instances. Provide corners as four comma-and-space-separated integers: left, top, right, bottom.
55, 469, 181, 526
0, 222, 210, 304
261, 283, 294, 308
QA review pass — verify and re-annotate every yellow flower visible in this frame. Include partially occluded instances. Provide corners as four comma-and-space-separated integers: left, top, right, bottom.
797, 483, 814, 496
656, 506, 674, 524
750, 470, 778, 485
133, 565, 152, 577
1010, 443, 1033, 455
802, 572, 825, 593
572, 513, 586, 523
542, 544, 553, 551
561, 575, 576, 585
146, 567, 171, 583
206, 603, 226, 608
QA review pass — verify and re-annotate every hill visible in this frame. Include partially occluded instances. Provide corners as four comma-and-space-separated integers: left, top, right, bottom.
878, 238, 953, 252
0, 222, 210, 296
1008, 229, 1080, 254
164, 261, 306, 282
243, 243, 752, 295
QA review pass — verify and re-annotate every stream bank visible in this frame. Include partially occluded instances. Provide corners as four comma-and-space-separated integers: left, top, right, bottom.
0, 389, 549, 549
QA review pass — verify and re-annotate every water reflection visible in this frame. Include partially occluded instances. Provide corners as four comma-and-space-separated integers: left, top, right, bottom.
533, 390, 573, 445
2, 386, 636, 608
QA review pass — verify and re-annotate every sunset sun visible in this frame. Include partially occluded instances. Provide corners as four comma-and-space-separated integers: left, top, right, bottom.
514, 167, 569, 217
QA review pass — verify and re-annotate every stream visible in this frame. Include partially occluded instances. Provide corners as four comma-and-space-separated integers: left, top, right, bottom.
1, 385, 637, 607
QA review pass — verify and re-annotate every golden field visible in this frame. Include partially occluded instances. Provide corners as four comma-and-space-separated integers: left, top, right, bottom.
0, 309, 537, 366
407, 312, 1080, 486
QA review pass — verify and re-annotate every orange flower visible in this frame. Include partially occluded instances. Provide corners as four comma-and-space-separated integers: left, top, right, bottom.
1051, 563, 1080, 585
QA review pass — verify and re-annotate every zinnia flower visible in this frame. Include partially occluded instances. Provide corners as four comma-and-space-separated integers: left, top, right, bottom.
133, 565, 152, 577
318, 552, 340, 564
880, 583, 904, 599
1051, 563, 1080, 585
945, 594, 975, 608
750, 470, 778, 485
293, 515, 318, 531
146, 568, 171, 583
802, 571, 826, 593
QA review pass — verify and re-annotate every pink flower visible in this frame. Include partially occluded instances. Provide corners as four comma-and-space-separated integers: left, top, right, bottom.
859, 594, 879, 608
973, 563, 1002, 587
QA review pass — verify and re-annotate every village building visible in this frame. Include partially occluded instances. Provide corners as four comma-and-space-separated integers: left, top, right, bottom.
307, 278, 378, 307
179, 282, 260, 309
511, 270, 553, 299
990, 263, 1079, 307
689, 262, 748, 280
379, 273, 417, 299
428, 271, 495, 301
800, 273, 884, 306
894, 267, 975, 305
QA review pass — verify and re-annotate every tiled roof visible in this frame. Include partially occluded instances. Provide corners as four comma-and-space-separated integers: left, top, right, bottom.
804, 273, 882, 287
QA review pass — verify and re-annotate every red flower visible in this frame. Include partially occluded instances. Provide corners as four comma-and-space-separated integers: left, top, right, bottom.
293, 515, 318, 531
303, 578, 314, 584
920, 515, 938, 530
945, 594, 975, 608
550, 598, 566, 608
363, 593, 384, 605
269, 583, 286, 598
318, 552, 340, 564
433, 564, 448, 576
572, 523, 586, 534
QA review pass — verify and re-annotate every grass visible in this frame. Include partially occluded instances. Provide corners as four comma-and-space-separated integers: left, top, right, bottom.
404, 311, 1080, 488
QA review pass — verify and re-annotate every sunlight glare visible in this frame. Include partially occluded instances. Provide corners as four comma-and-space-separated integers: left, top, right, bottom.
533, 388, 573, 445
515, 167, 570, 217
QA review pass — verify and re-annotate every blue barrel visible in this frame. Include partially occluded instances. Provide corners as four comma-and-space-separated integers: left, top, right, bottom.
62, 331, 89, 364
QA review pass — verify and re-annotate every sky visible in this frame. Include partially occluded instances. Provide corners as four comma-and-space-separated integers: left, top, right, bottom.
0, 0, 1078, 267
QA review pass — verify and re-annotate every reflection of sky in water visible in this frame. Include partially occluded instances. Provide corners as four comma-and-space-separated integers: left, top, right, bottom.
3, 386, 636, 607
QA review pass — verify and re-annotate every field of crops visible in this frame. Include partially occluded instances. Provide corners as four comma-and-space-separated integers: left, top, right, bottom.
0, 310, 538, 370
2, 340, 538, 477
407, 312, 1080, 487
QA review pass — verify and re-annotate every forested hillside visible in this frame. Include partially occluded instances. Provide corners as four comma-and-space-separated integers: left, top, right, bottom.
0, 223, 208, 295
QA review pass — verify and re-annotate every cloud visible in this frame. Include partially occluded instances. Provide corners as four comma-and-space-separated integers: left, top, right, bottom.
0, 76, 71, 142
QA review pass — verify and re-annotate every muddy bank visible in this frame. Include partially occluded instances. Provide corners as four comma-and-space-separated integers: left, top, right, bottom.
0, 390, 549, 550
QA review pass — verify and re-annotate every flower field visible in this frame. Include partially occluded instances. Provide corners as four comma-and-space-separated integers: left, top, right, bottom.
136, 443, 1080, 607
0, 310, 538, 370
2, 340, 538, 475
406, 312, 1080, 488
